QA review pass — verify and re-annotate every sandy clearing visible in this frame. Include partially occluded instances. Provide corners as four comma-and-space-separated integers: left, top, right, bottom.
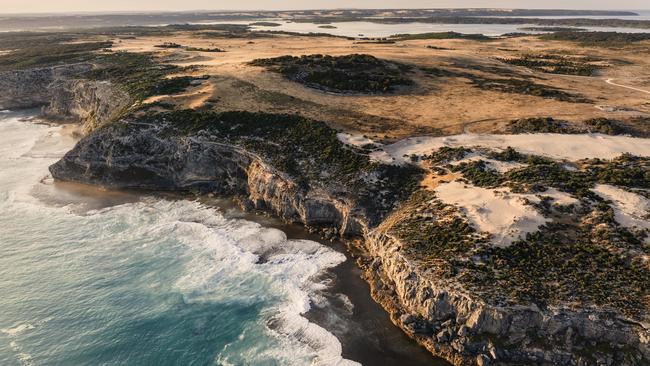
336, 133, 378, 147
435, 181, 577, 247
448, 154, 526, 173
371, 133, 650, 164
592, 184, 650, 239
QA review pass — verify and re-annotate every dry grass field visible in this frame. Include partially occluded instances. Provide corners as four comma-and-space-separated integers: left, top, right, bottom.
110, 32, 650, 139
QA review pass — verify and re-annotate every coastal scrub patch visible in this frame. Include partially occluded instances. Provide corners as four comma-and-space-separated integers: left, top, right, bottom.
249, 54, 414, 93
0, 40, 113, 71
392, 32, 492, 41
497, 54, 602, 76
85, 52, 193, 100
505, 117, 577, 134
393, 146, 649, 316
540, 31, 650, 47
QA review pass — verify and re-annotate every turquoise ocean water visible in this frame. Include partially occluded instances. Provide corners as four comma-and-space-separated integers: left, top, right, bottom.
0, 110, 358, 366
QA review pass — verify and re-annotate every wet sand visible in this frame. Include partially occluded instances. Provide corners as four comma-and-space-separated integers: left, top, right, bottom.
219, 202, 450, 366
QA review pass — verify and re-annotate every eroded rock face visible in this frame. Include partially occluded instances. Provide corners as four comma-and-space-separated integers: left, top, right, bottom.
43, 79, 132, 133
49, 123, 362, 236
0, 64, 132, 132
49, 118, 650, 366
0, 64, 90, 110
362, 231, 650, 366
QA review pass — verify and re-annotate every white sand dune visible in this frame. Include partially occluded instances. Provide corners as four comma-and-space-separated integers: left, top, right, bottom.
592, 184, 650, 240
435, 181, 577, 247
449, 154, 527, 173
336, 133, 378, 148
370, 133, 650, 164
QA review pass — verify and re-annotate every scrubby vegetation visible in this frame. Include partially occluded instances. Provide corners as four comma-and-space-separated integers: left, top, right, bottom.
469, 221, 649, 316
497, 54, 601, 76
505, 116, 650, 137
85, 52, 193, 100
185, 46, 225, 52
505, 117, 576, 133
420, 63, 589, 103
392, 32, 491, 41
249, 54, 414, 93
469, 77, 590, 103
132, 110, 423, 223
446, 152, 649, 198
395, 145, 650, 316
393, 190, 487, 263
540, 31, 650, 47
0, 40, 112, 71
395, 198, 649, 316
154, 42, 182, 49
582, 117, 650, 137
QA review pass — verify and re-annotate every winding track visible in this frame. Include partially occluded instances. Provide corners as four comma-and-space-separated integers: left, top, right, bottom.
605, 78, 650, 95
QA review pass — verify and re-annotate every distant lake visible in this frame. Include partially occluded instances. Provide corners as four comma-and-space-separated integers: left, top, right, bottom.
195, 19, 650, 38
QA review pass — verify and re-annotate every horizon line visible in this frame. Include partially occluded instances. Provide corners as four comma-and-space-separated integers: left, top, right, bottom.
0, 7, 647, 17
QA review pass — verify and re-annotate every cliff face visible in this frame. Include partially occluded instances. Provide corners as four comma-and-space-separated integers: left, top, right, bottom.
362, 231, 649, 366
49, 118, 650, 366
49, 123, 363, 236
0, 64, 90, 110
0, 64, 132, 132
43, 79, 132, 133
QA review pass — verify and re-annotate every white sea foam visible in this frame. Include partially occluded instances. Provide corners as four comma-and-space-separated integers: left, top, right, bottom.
82, 198, 357, 365
2, 324, 36, 366
1, 111, 358, 366
168, 206, 356, 365
1, 323, 35, 336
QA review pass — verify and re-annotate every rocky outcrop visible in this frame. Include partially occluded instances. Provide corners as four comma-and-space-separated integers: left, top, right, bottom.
0, 64, 132, 132
49, 119, 650, 366
49, 124, 363, 236
43, 79, 132, 133
361, 231, 650, 366
0, 64, 90, 110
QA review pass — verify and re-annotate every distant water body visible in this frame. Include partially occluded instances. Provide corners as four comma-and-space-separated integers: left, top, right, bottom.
242, 19, 650, 37
0, 111, 445, 365
1, 10, 649, 35
206, 10, 650, 37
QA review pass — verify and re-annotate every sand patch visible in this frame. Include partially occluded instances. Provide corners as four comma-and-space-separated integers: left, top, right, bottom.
435, 181, 577, 247
592, 184, 650, 240
372, 133, 650, 164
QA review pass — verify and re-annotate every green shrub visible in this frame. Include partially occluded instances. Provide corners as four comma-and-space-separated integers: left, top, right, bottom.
249, 54, 413, 93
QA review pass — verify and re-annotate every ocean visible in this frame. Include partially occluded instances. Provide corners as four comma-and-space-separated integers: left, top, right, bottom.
0, 111, 444, 365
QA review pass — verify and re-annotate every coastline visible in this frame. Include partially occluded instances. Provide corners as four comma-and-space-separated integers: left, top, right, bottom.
3, 22, 650, 364
198, 196, 451, 366
35, 175, 448, 365
3, 109, 446, 365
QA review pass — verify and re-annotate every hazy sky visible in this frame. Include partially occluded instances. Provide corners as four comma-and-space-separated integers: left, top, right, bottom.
1, 1, 648, 14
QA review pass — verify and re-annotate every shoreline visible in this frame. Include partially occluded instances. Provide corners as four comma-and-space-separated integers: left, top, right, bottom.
41, 171, 450, 366
15, 110, 445, 365
199, 196, 451, 365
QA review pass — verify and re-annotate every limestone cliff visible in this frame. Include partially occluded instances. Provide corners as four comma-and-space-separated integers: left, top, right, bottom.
0, 64, 132, 132
0, 64, 90, 110
49, 114, 650, 366
43, 79, 132, 133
